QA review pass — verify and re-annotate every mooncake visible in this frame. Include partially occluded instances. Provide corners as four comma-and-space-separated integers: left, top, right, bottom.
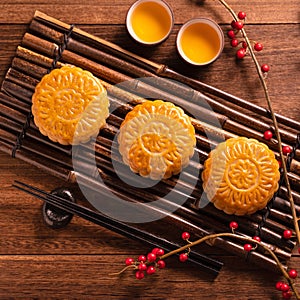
118, 100, 196, 180
202, 137, 280, 215
32, 66, 109, 145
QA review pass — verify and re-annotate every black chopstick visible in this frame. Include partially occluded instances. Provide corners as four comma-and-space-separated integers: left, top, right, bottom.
13, 180, 223, 275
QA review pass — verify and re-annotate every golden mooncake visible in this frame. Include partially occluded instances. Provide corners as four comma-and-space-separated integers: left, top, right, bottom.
32, 66, 109, 145
202, 137, 280, 215
118, 100, 196, 180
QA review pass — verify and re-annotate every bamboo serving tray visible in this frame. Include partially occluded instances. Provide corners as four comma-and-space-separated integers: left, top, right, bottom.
1, 11, 300, 273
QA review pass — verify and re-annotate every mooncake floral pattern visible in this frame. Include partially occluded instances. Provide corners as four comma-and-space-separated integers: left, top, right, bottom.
118, 100, 196, 180
32, 66, 109, 145
202, 137, 280, 215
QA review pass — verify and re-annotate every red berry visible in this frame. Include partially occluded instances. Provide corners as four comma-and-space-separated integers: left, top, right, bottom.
146, 266, 156, 275
243, 244, 252, 252
138, 263, 147, 271
276, 281, 283, 291
234, 21, 244, 30
181, 232, 190, 240
283, 146, 292, 155
261, 64, 270, 72
236, 48, 246, 59
156, 249, 165, 256
242, 41, 247, 49
288, 269, 298, 279
147, 252, 157, 262
151, 248, 159, 255
252, 236, 261, 242
281, 283, 290, 292
298, 247, 300, 254
282, 291, 292, 299
125, 257, 134, 266
231, 20, 236, 29
254, 42, 263, 51
238, 11, 247, 20
277, 159, 282, 168
230, 39, 239, 47
229, 221, 238, 230
157, 260, 166, 269
135, 270, 144, 280
179, 253, 189, 262
227, 30, 235, 39
283, 230, 293, 239
138, 255, 147, 262
263, 130, 273, 140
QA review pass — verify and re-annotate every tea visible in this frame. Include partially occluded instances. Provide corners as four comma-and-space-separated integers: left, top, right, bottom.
128, 1, 173, 44
177, 19, 224, 65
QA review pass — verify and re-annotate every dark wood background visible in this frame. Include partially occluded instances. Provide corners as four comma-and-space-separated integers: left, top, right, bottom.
0, 0, 299, 299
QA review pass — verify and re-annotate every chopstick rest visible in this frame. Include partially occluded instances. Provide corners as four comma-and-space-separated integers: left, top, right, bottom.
42, 187, 76, 229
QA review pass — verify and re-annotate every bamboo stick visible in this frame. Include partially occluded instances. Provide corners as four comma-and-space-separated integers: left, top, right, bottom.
0, 113, 72, 156
1, 80, 33, 105
0, 92, 30, 115
280, 187, 300, 205
12, 55, 48, 80
0, 102, 27, 125
0, 140, 73, 181
16, 46, 65, 69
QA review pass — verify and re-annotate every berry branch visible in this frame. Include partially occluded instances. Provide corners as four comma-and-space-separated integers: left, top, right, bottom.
217, 0, 300, 246
112, 2, 300, 299
112, 225, 300, 299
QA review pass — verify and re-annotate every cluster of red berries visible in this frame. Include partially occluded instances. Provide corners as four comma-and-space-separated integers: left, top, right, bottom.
229, 221, 261, 252
125, 247, 166, 280
126, 232, 192, 280
279, 229, 299, 298
230, 223, 298, 298
276, 268, 297, 299
227, 11, 269, 73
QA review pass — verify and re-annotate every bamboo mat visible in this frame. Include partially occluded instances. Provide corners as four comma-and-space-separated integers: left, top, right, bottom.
0, 11, 300, 272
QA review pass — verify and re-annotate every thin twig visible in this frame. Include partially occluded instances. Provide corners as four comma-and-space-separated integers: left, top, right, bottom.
159, 232, 299, 299
216, 0, 300, 245
109, 264, 136, 276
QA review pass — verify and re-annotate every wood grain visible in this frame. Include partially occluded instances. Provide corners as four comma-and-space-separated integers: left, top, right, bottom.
0, 0, 300, 299
0, 0, 299, 24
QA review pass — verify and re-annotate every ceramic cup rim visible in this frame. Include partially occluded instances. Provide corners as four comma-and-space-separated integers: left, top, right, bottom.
176, 18, 225, 66
126, 0, 174, 46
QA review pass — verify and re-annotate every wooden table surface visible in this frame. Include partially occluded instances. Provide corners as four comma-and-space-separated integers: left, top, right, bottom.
1, 0, 299, 299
